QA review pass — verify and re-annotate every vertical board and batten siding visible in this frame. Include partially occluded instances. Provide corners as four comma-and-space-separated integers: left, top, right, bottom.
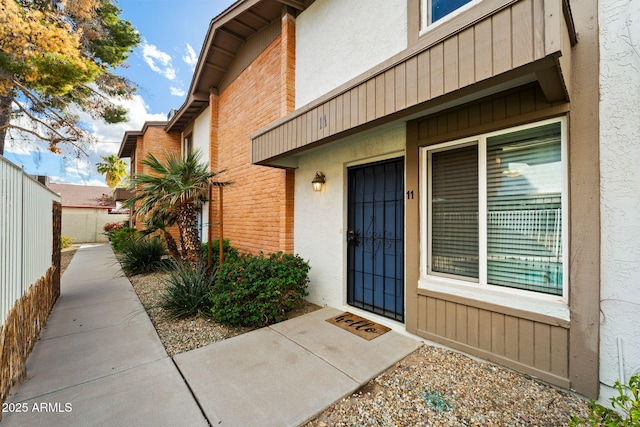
252, 0, 568, 164
409, 84, 571, 388
0, 156, 60, 326
416, 294, 570, 385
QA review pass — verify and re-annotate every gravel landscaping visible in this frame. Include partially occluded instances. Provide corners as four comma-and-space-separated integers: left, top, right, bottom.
129, 273, 589, 425
128, 271, 248, 356
107, 253, 590, 426
305, 345, 590, 426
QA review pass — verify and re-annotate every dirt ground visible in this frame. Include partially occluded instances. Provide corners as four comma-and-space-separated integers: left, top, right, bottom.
60, 246, 79, 275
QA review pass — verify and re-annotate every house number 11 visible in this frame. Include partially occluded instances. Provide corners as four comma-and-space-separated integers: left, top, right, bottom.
407, 190, 414, 200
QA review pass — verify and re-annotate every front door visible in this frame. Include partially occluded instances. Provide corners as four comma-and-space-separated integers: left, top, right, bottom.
347, 157, 404, 322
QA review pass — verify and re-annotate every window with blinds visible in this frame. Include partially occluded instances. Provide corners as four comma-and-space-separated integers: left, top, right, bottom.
426, 120, 564, 296
429, 144, 479, 279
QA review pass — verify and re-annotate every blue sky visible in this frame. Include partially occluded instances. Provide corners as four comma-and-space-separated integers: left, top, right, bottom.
3, 0, 235, 186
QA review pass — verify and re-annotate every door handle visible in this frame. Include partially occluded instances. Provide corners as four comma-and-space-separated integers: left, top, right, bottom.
347, 229, 360, 246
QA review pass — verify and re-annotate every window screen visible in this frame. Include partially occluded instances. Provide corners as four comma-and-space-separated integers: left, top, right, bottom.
486, 123, 562, 294
430, 144, 478, 279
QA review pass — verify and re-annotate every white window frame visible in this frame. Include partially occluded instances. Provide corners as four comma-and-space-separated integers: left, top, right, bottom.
420, 0, 482, 34
183, 134, 193, 159
419, 117, 569, 320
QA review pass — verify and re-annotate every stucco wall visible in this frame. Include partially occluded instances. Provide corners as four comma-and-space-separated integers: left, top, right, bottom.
193, 107, 211, 243
61, 208, 129, 243
598, 0, 640, 403
295, 0, 407, 108
294, 124, 406, 309
193, 106, 211, 160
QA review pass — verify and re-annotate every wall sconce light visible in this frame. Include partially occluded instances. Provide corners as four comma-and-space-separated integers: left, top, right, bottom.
312, 171, 325, 192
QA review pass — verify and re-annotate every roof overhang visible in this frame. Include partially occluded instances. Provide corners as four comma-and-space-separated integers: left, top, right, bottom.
165, 0, 314, 133
117, 121, 168, 158
251, 0, 577, 168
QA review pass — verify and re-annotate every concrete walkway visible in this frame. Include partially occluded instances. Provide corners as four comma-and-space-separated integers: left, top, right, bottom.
2, 244, 420, 427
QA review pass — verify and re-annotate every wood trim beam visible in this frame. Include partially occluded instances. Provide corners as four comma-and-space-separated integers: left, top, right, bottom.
204, 62, 228, 74
191, 91, 210, 102
212, 45, 237, 59
231, 17, 259, 33
246, 9, 271, 26
276, 0, 306, 11
218, 27, 245, 43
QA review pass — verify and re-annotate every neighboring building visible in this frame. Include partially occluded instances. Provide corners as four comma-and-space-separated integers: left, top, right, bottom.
119, 1, 297, 253
118, 121, 182, 242
49, 183, 129, 243
119, 0, 640, 404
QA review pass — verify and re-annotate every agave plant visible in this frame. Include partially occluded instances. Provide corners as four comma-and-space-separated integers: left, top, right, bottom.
126, 150, 230, 263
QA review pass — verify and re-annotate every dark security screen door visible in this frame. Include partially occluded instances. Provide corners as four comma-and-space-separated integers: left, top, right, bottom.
347, 158, 404, 322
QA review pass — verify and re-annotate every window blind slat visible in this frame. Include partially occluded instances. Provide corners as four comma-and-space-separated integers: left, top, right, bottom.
431, 144, 479, 278
486, 122, 562, 295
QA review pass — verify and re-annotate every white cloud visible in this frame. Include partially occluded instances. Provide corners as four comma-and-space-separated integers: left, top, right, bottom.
183, 43, 198, 70
142, 41, 176, 80
4, 94, 167, 185
78, 94, 168, 145
170, 86, 186, 97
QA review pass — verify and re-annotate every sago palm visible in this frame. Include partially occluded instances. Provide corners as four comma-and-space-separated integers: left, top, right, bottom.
127, 150, 229, 263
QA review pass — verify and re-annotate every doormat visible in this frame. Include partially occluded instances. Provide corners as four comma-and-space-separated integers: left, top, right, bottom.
325, 312, 391, 341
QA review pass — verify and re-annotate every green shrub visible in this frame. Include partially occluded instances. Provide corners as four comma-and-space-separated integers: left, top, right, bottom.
110, 226, 138, 253
119, 236, 169, 275
161, 261, 216, 319
201, 239, 239, 267
61, 235, 75, 249
103, 222, 126, 241
570, 374, 639, 426
210, 252, 310, 327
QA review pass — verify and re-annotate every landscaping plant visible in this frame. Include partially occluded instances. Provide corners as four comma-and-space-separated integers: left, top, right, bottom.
202, 239, 239, 268
161, 261, 216, 319
103, 222, 125, 241
210, 252, 310, 327
126, 151, 230, 263
570, 374, 640, 426
60, 236, 75, 249
118, 236, 169, 275
110, 226, 138, 253
140, 209, 181, 260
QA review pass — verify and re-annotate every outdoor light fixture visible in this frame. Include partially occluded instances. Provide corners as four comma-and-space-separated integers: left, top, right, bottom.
312, 171, 325, 191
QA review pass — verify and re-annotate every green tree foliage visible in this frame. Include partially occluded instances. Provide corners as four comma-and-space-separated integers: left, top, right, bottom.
0, 0, 140, 154
126, 151, 231, 263
140, 209, 181, 261
96, 154, 127, 188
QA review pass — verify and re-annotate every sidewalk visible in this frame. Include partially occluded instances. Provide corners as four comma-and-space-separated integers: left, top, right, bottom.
2, 244, 420, 426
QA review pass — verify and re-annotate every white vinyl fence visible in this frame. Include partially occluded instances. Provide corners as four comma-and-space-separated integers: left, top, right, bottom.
0, 155, 60, 326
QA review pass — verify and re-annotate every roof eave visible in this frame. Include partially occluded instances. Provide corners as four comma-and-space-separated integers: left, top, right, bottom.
165, 0, 314, 133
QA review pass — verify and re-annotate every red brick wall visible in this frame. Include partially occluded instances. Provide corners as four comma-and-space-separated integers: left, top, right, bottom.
133, 126, 181, 245
210, 13, 296, 255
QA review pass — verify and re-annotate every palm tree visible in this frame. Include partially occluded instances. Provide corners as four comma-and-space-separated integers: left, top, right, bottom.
96, 154, 128, 188
126, 151, 230, 263
140, 209, 181, 261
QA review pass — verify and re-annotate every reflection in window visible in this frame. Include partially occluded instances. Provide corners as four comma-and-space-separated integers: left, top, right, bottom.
431, 0, 473, 23
426, 120, 564, 295
422, 0, 474, 27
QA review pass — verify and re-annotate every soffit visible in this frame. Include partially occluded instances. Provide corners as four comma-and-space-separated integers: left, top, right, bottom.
118, 121, 168, 158
166, 0, 312, 132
